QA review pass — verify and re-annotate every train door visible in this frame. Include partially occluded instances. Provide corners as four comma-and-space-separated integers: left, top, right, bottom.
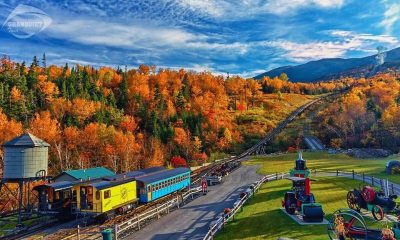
38, 187, 49, 211
80, 186, 94, 210
147, 185, 152, 201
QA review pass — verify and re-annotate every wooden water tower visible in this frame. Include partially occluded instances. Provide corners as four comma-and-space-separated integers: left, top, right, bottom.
0, 133, 50, 225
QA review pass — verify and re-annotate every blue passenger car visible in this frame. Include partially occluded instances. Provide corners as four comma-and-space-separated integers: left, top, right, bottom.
136, 167, 191, 203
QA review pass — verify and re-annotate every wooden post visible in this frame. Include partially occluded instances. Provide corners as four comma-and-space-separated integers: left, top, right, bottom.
392, 184, 395, 195
114, 224, 118, 240
336, 170, 339, 176
276, 172, 278, 180
77, 225, 80, 240
372, 176, 374, 187
352, 170, 355, 180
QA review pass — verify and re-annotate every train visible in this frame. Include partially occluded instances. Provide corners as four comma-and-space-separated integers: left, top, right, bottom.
33, 166, 191, 221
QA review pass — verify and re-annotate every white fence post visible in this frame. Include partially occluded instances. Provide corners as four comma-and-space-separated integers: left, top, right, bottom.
114, 224, 118, 240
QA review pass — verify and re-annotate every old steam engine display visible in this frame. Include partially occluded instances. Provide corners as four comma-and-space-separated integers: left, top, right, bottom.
282, 153, 324, 223
347, 185, 399, 221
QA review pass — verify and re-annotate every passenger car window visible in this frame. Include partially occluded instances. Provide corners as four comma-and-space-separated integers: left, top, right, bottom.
104, 190, 111, 199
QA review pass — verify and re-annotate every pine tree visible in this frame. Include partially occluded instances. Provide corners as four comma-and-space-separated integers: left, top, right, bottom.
42, 53, 46, 69
27, 56, 38, 89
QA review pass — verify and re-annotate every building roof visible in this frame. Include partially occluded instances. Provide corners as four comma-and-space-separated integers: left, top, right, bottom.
136, 167, 190, 185
3, 133, 50, 147
33, 180, 78, 191
45, 181, 76, 191
103, 166, 166, 181
59, 167, 115, 181
89, 177, 135, 190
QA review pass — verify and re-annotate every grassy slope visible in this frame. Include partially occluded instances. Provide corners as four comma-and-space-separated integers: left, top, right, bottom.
234, 94, 320, 152
247, 152, 400, 184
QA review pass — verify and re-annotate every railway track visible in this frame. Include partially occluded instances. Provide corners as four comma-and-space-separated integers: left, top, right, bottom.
12, 91, 346, 240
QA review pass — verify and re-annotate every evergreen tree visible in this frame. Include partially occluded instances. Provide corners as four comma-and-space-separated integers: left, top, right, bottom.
42, 53, 46, 69
27, 56, 39, 89
117, 74, 129, 109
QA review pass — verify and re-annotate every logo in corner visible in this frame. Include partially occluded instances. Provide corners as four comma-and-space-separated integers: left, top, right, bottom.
3, 4, 52, 39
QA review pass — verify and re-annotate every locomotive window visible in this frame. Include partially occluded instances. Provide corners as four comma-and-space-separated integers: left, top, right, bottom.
104, 190, 111, 199
55, 191, 60, 200
96, 191, 100, 200
147, 186, 151, 192
63, 190, 71, 198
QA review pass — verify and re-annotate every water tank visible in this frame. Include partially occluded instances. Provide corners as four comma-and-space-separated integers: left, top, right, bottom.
2, 133, 50, 179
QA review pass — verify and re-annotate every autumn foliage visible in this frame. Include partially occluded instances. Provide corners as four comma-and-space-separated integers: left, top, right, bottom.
317, 74, 400, 151
0, 55, 349, 176
171, 156, 187, 167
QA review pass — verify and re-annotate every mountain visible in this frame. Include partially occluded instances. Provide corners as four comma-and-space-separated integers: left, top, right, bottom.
254, 47, 400, 82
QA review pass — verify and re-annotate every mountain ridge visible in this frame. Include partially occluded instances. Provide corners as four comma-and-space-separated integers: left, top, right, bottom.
255, 47, 400, 82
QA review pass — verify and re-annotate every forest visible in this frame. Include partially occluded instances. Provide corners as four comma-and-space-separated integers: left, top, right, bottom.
317, 74, 400, 152
0, 55, 357, 175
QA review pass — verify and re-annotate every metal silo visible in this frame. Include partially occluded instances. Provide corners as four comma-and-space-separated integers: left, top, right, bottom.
3, 133, 50, 179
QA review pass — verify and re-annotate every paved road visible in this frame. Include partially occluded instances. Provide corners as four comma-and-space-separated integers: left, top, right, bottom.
126, 165, 261, 240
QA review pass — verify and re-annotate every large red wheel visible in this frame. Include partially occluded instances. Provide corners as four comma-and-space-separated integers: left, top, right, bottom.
284, 198, 295, 215
328, 209, 368, 240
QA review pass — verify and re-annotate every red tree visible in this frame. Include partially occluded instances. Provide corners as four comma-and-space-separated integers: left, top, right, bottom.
171, 156, 187, 167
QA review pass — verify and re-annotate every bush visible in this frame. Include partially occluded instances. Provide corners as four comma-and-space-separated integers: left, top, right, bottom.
192, 152, 208, 165
171, 156, 187, 167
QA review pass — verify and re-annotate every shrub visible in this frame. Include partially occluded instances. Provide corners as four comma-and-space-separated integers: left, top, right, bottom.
171, 156, 187, 167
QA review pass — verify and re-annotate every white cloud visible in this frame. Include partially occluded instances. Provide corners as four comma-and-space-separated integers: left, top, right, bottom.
330, 30, 398, 44
263, 0, 345, 15
380, 1, 400, 34
44, 18, 248, 56
265, 30, 399, 62
171, 0, 346, 19
265, 40, 360, 61
176, 0, 226, 17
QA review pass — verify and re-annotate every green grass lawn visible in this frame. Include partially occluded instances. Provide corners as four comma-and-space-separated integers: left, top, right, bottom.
0, 214, 49, 237
246, 152, 400, 184
216, 177, 387, 240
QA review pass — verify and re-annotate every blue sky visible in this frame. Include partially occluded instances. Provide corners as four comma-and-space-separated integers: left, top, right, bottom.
0, 0, 400, 77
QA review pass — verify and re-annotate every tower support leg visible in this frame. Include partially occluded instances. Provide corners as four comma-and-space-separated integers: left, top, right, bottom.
17, 181, 23, 227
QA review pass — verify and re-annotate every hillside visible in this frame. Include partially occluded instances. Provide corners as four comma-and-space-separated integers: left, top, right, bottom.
0, 56, 345, 176
255, 47, 400, 82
